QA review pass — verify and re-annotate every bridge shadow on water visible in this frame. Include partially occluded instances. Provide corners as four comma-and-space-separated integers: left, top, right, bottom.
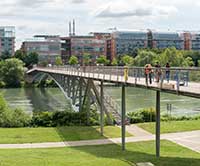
55, 126, 200, 166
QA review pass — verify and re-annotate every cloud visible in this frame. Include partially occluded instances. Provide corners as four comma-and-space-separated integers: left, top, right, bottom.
97, 7, 153, 18
71, 0, 86, 4
16, 0, 54, 8
94, 0, 178, 19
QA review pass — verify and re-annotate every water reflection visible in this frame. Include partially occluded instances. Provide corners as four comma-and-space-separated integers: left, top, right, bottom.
0, 87, 199, 116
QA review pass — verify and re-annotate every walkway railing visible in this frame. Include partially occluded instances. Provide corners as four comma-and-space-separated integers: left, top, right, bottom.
30, 65, 200, 98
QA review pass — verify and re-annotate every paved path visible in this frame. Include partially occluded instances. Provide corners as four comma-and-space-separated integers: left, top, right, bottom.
0, 128, 200, 153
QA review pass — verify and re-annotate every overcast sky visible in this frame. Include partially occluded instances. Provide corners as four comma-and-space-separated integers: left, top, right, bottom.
1, 0, 200, 49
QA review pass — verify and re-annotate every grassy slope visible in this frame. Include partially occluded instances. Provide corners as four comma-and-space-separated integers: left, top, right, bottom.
0, 126, 132, 144
137, 120, 200, 134
0, 141, 199, 166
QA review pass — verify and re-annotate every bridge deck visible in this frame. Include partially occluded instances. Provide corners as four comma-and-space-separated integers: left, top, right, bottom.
27, 67, 200, 99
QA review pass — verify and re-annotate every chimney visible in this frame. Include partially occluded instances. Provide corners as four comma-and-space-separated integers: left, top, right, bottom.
69, 21, 72, 36
73, 19, 75, 36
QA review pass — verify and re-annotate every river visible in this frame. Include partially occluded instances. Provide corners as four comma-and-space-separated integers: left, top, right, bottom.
0, 87, 199, 116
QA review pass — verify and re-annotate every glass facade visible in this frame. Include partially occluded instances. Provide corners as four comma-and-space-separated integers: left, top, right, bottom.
191, 33, 200, 50
113, 31, 148, 56
22, 36, 61, 64
0, 27, 15, 56
152, 32, 184, 50
71, 37, 106, 62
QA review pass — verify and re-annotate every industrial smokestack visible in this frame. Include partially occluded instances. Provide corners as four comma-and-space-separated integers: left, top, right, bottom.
73, 19, 75, 36
69, 21, 72, 36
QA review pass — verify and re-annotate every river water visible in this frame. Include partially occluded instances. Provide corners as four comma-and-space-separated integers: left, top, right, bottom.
0, 87, 199, 116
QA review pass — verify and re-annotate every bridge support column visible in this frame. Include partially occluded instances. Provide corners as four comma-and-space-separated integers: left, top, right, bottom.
156, 90, 161, 158
100, 81, 104, 136
121, 84, 126, 151
79, 78, 83, 112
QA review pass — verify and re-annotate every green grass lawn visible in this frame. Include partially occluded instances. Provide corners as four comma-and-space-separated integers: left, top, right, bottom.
0, 126, 132, 144
0, 140, 199, 166
137, 120, 200, 134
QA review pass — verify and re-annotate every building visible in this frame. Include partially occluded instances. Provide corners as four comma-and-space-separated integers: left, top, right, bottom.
21, 35, 61, 64
69, 35, 106, 64
110, 30, 148, 58
150, 31, 184, 50
60, 37, 71, 64
0, 26, 15, 57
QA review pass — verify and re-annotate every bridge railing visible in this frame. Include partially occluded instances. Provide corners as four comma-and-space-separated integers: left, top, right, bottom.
34, 65, 200, 95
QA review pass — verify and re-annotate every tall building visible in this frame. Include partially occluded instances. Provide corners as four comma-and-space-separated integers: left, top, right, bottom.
21, 35, 61, 64
0, 26, 15, 57
70, 35, 106, 64
111, 30, 148, 58
150, 31, 184, 50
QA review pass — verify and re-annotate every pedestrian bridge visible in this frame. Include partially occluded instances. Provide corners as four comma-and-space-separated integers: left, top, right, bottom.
27, 66, 200, 99
27, 65, 200, 157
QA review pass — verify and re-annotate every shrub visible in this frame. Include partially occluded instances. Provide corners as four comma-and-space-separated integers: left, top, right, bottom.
0, 94, 31, 127
127, 108, 156, 124
31, 109, 100, 127
31, 112, 53, 127
9, 109, 31, 127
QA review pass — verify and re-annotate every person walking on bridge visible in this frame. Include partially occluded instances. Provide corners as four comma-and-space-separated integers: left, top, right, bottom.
155, 61, 162, 83
145, 64, 152, 85
165, 62, 170, 83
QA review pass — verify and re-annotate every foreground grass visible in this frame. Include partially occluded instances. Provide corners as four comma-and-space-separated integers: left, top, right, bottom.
137, 120, 200, 134
0, 126, 132, 144
0, 140, 199, 166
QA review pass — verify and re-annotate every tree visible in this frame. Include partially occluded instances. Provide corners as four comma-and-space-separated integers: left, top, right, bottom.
24, 52, 39, 67
69, 56, 78, 65
1, 51, 11, 60
96, 55, 109, 65
83, 54, 91, 66
111, 58, 118, 66
14, 50, 26, 62
182, 57, 194, 67
0, 58, 24, 87
121, 55, 134, 66
135, 50, 157, 66
55, 56, 63, 66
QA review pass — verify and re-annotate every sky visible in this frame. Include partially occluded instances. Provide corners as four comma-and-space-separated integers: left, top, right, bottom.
1, 0, 200, 49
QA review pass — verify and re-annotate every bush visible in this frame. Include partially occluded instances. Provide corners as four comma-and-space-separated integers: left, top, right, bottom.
31, 109, 100, 127
0, 94, 31, 127
9, 109, 31, 127
128, 108, 200, 124
127, 108, 156, 124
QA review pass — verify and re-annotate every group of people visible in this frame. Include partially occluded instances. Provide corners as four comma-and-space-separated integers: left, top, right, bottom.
144, 62, 170, 85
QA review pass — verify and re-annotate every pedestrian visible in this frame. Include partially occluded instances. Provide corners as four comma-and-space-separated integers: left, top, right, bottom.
144, 64, 152, 85
155, 61, 161, 83
165, 62, 170, 83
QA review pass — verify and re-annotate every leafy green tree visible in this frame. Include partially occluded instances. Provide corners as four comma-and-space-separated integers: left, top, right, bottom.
0, 58, 24, 87
1, 51, 11, 60
69, 56, 78, 65
83, 54, 91, 66
111, 58, 118, 66
96, 55, 110, 65
55, 56, 63, 66
135, 50, 157, 66
24, 52, 39, 67
121, 55, 134, 66
14, 50, 26, 62
182, 57, 194, 67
